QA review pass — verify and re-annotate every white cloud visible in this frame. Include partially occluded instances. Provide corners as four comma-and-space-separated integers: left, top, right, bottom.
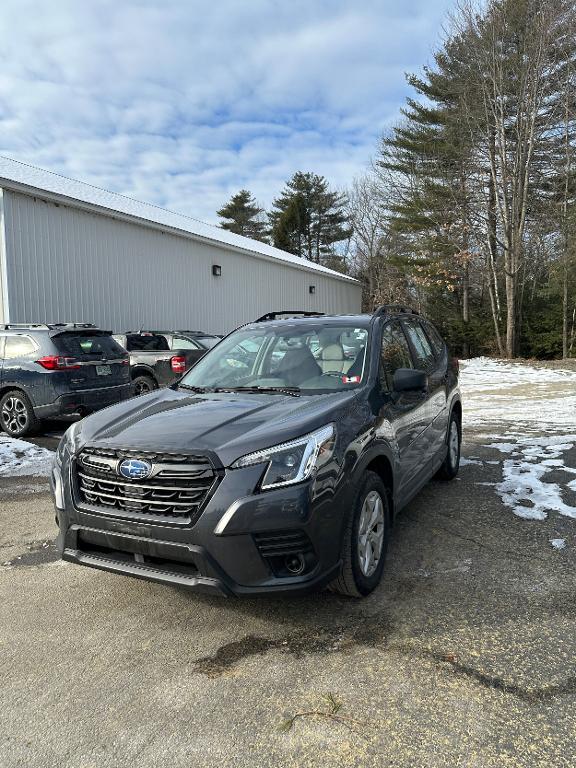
0, 0, 452, 222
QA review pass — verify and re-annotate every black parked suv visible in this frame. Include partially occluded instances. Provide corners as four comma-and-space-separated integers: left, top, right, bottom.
52, 307, 461, 598
0, 323, 131, 437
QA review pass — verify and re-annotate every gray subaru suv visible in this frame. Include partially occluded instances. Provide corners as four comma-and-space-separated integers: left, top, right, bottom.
51, 306, 461, 598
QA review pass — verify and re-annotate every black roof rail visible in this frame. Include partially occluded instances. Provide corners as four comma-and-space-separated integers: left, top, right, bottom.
48, 322, 98, 329
373, 305, 419, 317
254, 311, 325, 323
0, 323, 50, 330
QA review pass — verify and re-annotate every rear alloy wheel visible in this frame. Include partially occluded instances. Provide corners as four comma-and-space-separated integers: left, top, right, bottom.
436, 412, 461, 481
330, 471, 390, 598
0, 390, 39, 437
132, 375, 156, 396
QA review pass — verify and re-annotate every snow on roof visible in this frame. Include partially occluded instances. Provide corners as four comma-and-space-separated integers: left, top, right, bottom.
0, 155, 357, 284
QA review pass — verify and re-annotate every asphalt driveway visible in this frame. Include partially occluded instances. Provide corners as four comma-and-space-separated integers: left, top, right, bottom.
1, 424, 575, 768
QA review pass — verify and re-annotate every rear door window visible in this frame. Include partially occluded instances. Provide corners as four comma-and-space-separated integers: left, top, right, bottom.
4, 335, 38, 359
402, 320, 437, 372
423, 322, 446, 359
54, 333, 125, 359
380, 322, 413, 391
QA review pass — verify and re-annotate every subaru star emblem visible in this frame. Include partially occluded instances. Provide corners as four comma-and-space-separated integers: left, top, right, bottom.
118, 458, 152, 480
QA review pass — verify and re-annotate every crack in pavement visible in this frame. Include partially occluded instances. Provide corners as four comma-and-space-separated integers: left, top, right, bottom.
393, 645, 576, 703
193, 626, 576, 703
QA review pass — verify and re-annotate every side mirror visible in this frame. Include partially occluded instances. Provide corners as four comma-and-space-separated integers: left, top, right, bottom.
393, 368, 427, 392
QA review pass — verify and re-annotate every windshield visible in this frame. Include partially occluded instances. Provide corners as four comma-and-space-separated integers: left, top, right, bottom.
178, 323, 369, 393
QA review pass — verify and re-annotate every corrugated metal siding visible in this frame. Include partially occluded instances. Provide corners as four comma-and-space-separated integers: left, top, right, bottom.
0, 190, 9, 324
3, 190, 362, 333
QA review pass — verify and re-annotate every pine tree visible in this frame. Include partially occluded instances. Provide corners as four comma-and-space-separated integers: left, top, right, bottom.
217, 189, 268, 242
377, 29, 480, 356
269, 172, 351, 266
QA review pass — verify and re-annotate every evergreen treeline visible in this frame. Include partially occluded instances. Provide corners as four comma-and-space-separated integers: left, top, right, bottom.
349, 0, 576, 359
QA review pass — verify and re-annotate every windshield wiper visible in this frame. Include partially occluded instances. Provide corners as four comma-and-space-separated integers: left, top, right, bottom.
178, 384, 215, 393
212, 386, 301, 397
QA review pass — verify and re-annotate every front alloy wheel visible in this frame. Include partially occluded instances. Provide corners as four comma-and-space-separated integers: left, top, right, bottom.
0, 391, 38, 437
357, 490, 386, 578
330, 471, 390, 597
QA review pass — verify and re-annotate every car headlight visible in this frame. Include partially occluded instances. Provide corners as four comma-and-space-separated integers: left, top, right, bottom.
55, 421, 82, 466
231, 424, 335, 490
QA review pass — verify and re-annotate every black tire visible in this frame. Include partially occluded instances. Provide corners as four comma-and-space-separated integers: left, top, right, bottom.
435, 411, 461, 481
132, 375, 157, 396
330, 471, 391, 598
0, 389, 40, 437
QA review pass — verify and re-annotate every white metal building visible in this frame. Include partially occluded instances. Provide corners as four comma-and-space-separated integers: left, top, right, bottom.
0, 157, 361, 334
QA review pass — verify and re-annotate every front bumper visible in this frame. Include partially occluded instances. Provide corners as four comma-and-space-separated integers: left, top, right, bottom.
36, 383, 133, 419
53, 457, 345, 597
61, 525, 341, 596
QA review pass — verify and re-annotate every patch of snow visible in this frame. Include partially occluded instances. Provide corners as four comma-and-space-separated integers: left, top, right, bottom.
460, 456, 483, 466
550, 538, 566, 550
0, 435, 54, 477
487, 434, 576, 520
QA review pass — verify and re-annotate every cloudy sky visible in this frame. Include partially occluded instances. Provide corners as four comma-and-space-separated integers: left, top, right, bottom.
0, 0, 452, 224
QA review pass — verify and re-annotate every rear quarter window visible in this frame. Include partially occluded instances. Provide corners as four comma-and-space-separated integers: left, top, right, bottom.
423, 322, 447, 359
4, 335, 38, 359
54, 334, 125, 358
402, 320, 437, 372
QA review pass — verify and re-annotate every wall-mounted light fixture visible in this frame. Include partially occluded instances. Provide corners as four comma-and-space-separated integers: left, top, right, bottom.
212, 264, 222, 277
309, 285, 316, 294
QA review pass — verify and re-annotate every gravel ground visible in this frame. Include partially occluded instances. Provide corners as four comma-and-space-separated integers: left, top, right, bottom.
1, 425, 575, 768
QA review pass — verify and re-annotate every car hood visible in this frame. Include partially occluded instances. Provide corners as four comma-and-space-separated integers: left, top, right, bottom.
73, 387, 358, 466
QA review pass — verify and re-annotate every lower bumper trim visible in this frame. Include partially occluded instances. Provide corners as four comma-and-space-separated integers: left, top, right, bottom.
63, 547, 231, 596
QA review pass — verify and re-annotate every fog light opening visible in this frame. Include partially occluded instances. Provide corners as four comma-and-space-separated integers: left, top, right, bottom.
285, 553, 306, 575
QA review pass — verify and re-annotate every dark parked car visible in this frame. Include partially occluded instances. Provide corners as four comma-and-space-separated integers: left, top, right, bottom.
52, 307, 461, 598
156, 331, 221, 351
112, 331, 219, 395
0, 323, 131, 437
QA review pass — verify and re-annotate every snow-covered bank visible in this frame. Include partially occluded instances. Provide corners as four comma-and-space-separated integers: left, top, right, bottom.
0, 435, 54, 477
461, 357, 576, 430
